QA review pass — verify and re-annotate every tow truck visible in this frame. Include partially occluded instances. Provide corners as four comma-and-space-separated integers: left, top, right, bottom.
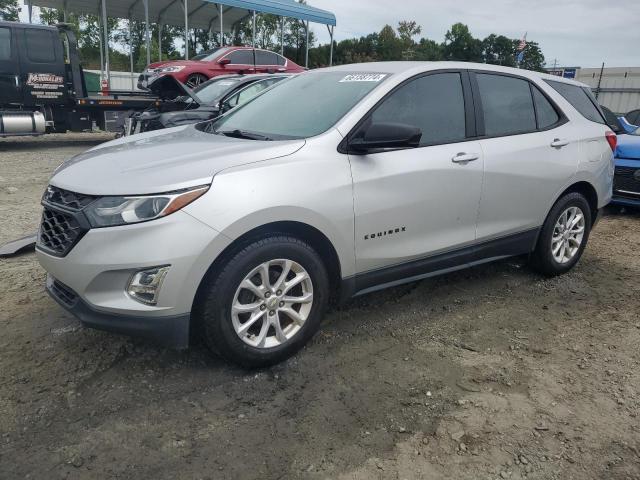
0, 20, 186, 137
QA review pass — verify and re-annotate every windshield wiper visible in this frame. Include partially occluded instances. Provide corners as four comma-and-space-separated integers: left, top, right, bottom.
218, 129, 272, 141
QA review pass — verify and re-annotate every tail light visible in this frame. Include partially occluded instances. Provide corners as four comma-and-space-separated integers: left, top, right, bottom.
605, 131, 617, 152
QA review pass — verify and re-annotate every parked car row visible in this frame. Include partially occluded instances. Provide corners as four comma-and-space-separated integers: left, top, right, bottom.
126, 73, 292, 136
38, 62, 615, 367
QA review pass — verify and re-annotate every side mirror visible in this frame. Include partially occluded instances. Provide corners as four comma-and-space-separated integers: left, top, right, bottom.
219, 58, 231, 66
349, 122, 422, 153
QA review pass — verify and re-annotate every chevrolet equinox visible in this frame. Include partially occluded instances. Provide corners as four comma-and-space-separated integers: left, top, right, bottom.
37, 62, 615, 367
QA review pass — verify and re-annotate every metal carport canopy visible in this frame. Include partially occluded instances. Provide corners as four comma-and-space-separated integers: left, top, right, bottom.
25, 0, 336, 31
24, 0, 336, 89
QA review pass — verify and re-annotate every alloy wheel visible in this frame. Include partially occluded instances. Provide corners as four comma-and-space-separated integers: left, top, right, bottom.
551, 206, 585, 264
231, 259, 314, 349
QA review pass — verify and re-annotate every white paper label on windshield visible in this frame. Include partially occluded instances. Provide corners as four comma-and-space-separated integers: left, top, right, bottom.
339, 74, 387, 83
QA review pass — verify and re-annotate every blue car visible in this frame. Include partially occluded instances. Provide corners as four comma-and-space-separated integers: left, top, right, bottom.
601, 106, 640, 208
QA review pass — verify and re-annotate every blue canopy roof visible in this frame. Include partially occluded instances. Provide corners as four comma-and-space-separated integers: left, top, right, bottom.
26, 0, 336, 28
212, 0, 336, 26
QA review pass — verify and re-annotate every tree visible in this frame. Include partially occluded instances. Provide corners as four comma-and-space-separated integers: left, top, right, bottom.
0, 0, 19, 21
482, 34, 515, 66
377, 24, 402, 60
397, 20, 421, 44
442, 23, 483, 62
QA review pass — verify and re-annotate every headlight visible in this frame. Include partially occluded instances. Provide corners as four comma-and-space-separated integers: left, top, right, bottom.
155, 66, 185, 73
84, 186, 208, 228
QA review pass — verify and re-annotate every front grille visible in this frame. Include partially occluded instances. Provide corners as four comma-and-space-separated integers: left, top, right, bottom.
43, 185, 96, 211
614, 166, 640, 196
38, 208, 86, 256
50, 279, 78, 307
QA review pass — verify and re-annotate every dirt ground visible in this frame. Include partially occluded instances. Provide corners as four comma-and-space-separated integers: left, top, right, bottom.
1, 133, 639, 480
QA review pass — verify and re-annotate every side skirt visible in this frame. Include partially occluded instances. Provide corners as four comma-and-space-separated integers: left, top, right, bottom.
340, 228, 540, 300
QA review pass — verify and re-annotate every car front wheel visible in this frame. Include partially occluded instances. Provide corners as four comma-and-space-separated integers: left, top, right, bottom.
185, 73, 208, 88
196, 235, 329, 368
530, 192, 592, 276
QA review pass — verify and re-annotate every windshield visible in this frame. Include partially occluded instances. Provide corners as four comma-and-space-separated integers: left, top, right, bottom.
192, 47, 228, 62
208, 71, 389, 140
194, 76, 244, 104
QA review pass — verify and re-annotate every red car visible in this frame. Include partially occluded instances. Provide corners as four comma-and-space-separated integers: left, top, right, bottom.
138, 46, 305, 89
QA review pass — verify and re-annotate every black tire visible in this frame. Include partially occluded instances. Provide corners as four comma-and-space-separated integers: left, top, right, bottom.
530, 192, 592, 276
195, 235, 329, 368
185, 73, 208, 88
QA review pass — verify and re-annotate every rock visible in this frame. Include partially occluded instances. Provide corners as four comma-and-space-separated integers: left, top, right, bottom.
520, 455, 529, 465
500, 471, 509, 479
458, 442, 467, 452
450, 429, 465, 441
238, 413, 246, 419
426, 391, 432, 397
6, 186, 18, 194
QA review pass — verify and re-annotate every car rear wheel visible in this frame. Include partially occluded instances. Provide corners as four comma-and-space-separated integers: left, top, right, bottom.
196, 235, 329, 368
530, 192, 592, 276
185, 73, 208, 88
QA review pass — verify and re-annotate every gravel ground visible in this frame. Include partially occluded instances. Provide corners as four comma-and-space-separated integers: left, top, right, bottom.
1, 133, 639, 480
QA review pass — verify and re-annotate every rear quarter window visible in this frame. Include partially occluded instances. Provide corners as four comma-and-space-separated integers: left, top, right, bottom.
545, 80, 605, 125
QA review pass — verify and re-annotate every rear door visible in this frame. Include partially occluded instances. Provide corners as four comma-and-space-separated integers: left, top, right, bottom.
471, 72, 581, 241
0, 24, 21, 105
17, 26, 67, 106
349, 71, 484, 276
255, 50, 281, 73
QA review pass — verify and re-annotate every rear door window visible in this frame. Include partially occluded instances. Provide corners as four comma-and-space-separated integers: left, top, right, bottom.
227, 50, 254, 65
256, 50, 278, 66
0, 27, 11, 61
476, 73, 536, 136
545, 80, 606, 125
532, 86, 560, 129
370, 72, 467, 146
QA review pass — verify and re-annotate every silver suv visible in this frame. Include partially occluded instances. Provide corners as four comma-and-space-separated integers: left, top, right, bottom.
37, 62, 614, 367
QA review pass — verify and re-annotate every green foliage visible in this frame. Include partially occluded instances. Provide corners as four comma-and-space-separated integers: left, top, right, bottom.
30, 2, 546, 74
0, 0, 19, 21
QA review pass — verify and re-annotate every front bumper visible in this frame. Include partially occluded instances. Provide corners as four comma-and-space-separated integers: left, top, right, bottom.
46, 275, 191, 348
611, 159, 640, 207
37, 210, 233, 347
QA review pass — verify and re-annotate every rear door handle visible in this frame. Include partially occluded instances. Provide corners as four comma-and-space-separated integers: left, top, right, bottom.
550, 138, 570, 148
452, 152, 479, 163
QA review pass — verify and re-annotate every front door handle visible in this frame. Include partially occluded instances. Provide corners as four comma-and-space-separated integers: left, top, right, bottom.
550, 138, 570, 148
452, 152, 479, 163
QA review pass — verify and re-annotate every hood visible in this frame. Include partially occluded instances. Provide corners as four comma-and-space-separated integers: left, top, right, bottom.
50, 125, 305, 196
616, 134, 640, 160
148, 60, 204, 69
147, 74, 202, 104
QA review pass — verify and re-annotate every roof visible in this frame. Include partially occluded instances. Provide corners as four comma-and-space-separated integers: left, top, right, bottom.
25, 0, 336, 30
318, 61, 591, 87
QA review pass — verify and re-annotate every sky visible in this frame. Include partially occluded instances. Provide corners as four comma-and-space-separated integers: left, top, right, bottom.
19, 0, 640, 68
310, 0, 640, 68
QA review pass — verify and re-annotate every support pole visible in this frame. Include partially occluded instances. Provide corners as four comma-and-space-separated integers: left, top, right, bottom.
305, 21, 309, 68
129, 19, 134, 91
63, 0, 68, 22
158, 23, 162, 62
184, 0, 189, 60
280, 17, 284, 55
252, 11, 256, 48
98, 13, 104, 81
27, 0, 32, 23
329, 25, 334, 66
142, 0, 150, 67
219, 4, 224, 46
101, 0, 110, 90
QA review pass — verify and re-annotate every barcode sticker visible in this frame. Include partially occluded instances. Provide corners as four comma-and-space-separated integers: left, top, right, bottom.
339, 74, 387, 83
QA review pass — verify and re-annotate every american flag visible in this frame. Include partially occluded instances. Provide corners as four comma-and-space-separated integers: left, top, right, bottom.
517, 33, 527, 51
